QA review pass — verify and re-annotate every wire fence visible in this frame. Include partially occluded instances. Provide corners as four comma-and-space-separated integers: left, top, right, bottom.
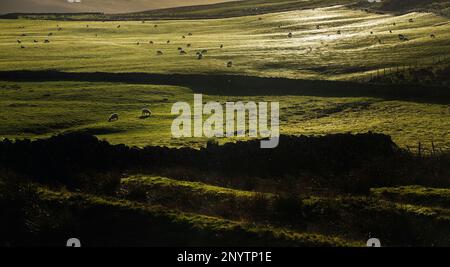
353, 55, 450, 83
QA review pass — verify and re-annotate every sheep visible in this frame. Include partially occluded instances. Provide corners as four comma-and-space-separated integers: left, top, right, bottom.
21, 34, 27, 37
149, 41, 154, 44
198, 53, 203, 60
188, 33, 193, 36
220, 44, 224, 48
157, 51, 163, 55
409, 18, 414, 23
34, 40, 38, 43
187, 44, 191, 47
154, 25, 158, 28
201, 49, 208, 54
137, 42, 140, 45
287, 32, 293, 38
316, 25, 320, 29
17, 40, 21, 44
370, 31, 373, 35
167, 40, 170, 44
182, 35, 186, 39
141, 109, 152, 117
44, 40, 50, 43
48, 33, 53, 36
117, 25, 121, 29
108, 113, 119, 122
337, 30, 341, 35
227, 61, 233, 68
398, 34, 408, 41
431, 34, 436, 38
178, 47, 183, 51
180, 50, 187, 55
389, 30, 393, 33
393, 22, 396, 26
20, 46, 25, 49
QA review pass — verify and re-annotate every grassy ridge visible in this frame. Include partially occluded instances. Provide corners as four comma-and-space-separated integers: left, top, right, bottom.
34, 186, 358, 247
371, 186, 450, 207
119, 175, 450, 246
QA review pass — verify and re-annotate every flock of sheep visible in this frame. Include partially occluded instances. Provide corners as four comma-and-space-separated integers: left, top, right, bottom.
285, 17, 437, 45
13, 14, 439, 123
146, 31, 233, 67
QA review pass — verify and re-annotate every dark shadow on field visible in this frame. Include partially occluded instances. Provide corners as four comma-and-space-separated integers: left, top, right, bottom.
0, 71, 449, 104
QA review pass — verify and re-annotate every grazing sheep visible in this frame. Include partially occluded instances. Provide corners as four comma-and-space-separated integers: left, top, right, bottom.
370, 31, 373, 35
431, 34, 436, 38
86, 25, 89, 28
201, 49, 208, 54
21, 34, 27, 37
182, 36, 186, 39
154, 25, 158, 28
409, 18, 414, 23
398, 34, 408, 41
34, 40, 38, 43
17, 40, 21, 44
337, 30, 341, 35
180, 50, 187, 55
167, 40, 170, 44
316, 25, 320, 29
137, 42, 140, 45
149, 41, 154, 44
220, 44, 223, 48
287, 32, 293, 38
389, 30, 392, 33
108, 113, 119, 122
48, 33, 53, 36
20, 46, 25, 49
117, 25, 121, 29
157, 51, 163, 55
198, 53, 203, 60
44, 40, 50, 43
187, 44, 191, 47
58, 27, 62, 31
188, 33, 193, 36
141, 109, 152, 117
178, 47, 183, 51
393, 22, 396, 26
227, 61, 233, 68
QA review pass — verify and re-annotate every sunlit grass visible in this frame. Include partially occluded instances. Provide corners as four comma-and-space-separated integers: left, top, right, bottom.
1, 6, 449, 80
0, 81, 448, 149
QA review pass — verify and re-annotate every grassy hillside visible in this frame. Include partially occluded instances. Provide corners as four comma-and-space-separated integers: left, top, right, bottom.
0, 81, 448, 149
1, 7, 450, 82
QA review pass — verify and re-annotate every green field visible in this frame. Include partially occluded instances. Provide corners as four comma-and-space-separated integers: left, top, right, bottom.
1, 6, 450, 81
0, 81, 448, 149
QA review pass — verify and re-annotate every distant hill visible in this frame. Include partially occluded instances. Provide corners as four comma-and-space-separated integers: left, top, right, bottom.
356, 0, 450, 17
2, 0, 450, 20
0, 0, 239, 14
